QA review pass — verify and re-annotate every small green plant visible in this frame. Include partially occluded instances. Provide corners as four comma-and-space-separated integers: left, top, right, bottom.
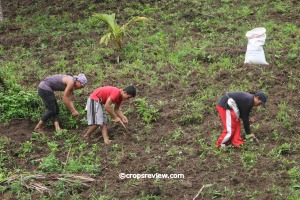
172, 128, 182, 140
147, 163, 158, 173
91, 13, 151, 63
0, 88, 42, 121
64, 157, 101, 174
128, 152, 137, 158
38, 152, 60, 172
47, 141, 59, 153
0, 136, 11, 150
166, 146, 182, 157
0, 155, 9, 176
18, 141, 33, 158
288, 166, 300, 193
135, 98, 159, 124
31, 131, 41, 141
145, 144, 151, 154
271, 129, 282, 141
179, 99, 205, 125
241, 152, 258, 170
10, 181, 23, 194
276, 102, 293, 131
111, 144, 120, 152
288, 166, 300, 179
54, 129, 69, 139
179, 113, 203, 125
62, 143, 102, 174
268, 143, 294, 158
57, 102, 85, 129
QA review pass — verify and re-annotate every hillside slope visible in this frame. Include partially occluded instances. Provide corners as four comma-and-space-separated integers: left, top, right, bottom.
0, 0, 299, 199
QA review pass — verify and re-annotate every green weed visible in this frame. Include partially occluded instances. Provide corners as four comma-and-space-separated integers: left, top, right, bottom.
145, 144, 151, 154
135, 98, 159, 124
179, 99, 205, 125
241, 152, 258, 170
0, 89, 41, 121
54, 129, 69, 139
18, 141, 33, 158
38, 152, 60, 172
288, 166, 300, 185
268, 143, 294, 158
172, 128, 182, 140
276, 102, 293, 131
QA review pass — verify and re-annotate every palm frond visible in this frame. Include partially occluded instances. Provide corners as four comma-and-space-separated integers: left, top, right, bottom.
94, 13, 152, 52
100, 33, 112, 46
123, 17, 151, 30
93, 13, 118, 33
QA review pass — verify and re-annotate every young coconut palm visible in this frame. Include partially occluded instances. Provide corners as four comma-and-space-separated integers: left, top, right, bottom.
92, 13, 151, 63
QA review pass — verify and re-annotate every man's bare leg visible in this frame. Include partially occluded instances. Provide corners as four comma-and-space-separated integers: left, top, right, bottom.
34, 120, 44, 133
101, 124, 111, 144
54, 121, 63, 131
83, 125, 98, 140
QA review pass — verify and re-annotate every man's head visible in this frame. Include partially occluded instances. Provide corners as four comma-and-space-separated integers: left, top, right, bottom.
74, 74, 87, 88
254, 91, 268, 107
122, 85, 136, 100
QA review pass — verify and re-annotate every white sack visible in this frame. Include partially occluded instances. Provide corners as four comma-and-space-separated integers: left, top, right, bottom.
244, 27, 269, 65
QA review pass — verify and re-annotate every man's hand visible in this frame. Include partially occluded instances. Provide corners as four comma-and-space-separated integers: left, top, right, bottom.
113, 117, 121, 123
249, 117, 255, 123
72, 110, 79, 119
118, 119, 129, 134
246, 133, 259, 143
121, 116, 128, 124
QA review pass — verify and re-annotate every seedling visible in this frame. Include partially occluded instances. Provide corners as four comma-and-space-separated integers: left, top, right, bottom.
91, 13, 151, 63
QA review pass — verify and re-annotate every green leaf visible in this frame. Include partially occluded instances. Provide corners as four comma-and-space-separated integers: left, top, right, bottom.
100, 33, 111, 46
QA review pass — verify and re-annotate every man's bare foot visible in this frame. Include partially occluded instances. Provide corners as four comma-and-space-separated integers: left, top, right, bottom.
34, 128, 44, 134
83, 134, 90, 140
55, 127, 65, 132
104, 139, 111, 144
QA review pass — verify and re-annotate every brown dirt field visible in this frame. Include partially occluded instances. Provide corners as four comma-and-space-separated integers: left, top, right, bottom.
0, 0, 299, 199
